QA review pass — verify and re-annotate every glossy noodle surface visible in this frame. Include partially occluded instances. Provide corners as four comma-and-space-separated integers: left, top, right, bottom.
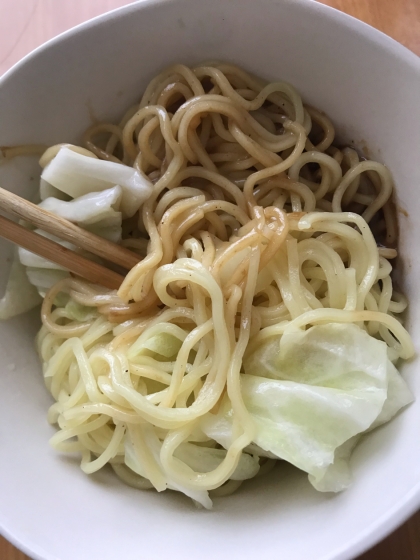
24, 63, 414, 508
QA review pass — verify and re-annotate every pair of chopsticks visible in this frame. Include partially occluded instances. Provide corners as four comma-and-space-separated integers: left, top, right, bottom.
0, 187, 141, 290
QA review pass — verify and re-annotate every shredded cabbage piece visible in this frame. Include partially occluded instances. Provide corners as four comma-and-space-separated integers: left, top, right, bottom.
41, 147, 153, 218
0, 251, 41, 319
4, 147, 154, 308
125, 431, 258, 509
39, 185, 123, 242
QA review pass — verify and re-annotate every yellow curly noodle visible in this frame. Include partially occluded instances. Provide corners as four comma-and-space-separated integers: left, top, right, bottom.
36, 63, 413, 505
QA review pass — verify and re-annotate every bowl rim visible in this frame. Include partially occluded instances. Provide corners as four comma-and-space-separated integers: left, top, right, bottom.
0, 1, 419, 559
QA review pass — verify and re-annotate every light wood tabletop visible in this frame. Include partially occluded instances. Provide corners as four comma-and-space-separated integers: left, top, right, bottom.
0, 0, 419, 559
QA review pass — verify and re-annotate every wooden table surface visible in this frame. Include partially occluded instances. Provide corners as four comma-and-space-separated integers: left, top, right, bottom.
0, 0, 419, 558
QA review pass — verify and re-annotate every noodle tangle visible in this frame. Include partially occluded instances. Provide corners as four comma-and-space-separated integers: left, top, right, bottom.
35, 63, 413, 507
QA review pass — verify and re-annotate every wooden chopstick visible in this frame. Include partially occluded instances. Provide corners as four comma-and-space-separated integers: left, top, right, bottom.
0, 215, 124, 290
0, 187, 140, 270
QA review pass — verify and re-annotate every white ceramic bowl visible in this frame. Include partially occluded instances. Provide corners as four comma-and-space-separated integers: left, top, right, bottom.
0, 1, 419, 559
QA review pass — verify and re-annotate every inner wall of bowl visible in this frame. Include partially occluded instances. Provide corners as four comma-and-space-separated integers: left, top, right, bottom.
0, 1, 419, 560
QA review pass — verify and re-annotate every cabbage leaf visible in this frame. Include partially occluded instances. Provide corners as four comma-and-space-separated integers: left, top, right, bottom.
201, 323, 412, 492
41, 147, 153, 218
39, 185, 123, 243
124, 427, 259, 509
2, 147, 153, 319
0, 251, 41, 319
